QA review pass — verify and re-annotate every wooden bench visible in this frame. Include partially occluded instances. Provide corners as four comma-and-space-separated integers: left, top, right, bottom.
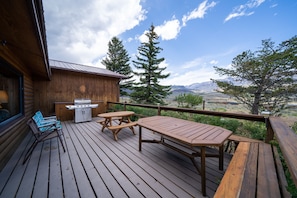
269, 117, 297, 190
214, 142, 290, 197
225, 134, 263, 153
107, 121, 138, 141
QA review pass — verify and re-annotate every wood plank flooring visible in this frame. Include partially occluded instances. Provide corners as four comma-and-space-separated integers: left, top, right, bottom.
0, 118, 232, 198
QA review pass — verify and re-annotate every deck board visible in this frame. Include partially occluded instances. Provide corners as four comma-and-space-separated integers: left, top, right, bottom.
0, 118, 232, 198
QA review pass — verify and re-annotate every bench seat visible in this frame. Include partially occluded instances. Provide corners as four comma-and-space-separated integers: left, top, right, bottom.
228, 134, 263, 143
225, 134, 263, 152
107, 122, 137, 141
108, 121, 137, 130
215, 142, 290, 198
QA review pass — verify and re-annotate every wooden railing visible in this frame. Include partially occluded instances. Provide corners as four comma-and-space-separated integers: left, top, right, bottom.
107, 101, 297, 189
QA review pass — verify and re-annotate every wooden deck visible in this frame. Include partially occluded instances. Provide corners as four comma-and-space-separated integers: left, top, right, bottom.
0, 118, 232, 198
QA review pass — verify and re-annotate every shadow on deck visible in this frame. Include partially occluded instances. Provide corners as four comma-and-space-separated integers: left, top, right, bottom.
0, 118, 232, 198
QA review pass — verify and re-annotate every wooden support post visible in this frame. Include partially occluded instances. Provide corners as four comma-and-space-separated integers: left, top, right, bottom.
157, 103, 161, 115
265, 118, 274, 143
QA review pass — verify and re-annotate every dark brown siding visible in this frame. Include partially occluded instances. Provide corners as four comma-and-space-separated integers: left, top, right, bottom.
33, 69, 120, 120
0, 56, 34, 171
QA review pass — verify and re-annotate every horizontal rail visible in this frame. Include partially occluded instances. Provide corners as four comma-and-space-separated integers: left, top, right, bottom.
107, 101, 266, 122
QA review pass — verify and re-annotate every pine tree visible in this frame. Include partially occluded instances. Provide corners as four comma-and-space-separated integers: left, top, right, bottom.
101, 37, 134, 96
213, 36, 297, 115
130, 25, 171, 105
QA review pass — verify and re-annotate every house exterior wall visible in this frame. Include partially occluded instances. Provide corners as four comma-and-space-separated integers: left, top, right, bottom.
0, 0, 121, 171
0, 55, 35, 171
33, 69, 120, 120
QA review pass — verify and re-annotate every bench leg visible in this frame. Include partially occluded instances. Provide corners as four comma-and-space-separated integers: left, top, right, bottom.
225, 140, 231, 152
201, 146, 206, 196
112, 129, 120, 141
100, 118, 110, 132
129, 126, 136, 135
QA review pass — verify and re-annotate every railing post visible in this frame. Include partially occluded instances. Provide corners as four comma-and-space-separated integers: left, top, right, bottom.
203, 100, 205, 110
261, 111, 273, 143
157, 103, 161, 115
124, 101, 127, 111
265, 117, 274, 143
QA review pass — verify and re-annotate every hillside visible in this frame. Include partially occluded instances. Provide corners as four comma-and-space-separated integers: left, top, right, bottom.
168, 81, 232, 102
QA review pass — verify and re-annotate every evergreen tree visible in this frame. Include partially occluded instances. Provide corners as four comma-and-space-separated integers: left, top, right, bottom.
213, 36, 297, 115
130, 25, 171, 105
102, 37, 134, 96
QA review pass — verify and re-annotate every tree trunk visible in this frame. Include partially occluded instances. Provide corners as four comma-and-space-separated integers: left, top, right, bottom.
251, 93, 261, 114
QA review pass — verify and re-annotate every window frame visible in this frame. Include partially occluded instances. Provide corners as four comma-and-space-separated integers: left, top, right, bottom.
0, 59, 24, 132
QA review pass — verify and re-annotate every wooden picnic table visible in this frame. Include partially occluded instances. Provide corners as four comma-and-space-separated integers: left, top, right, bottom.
137, 116, 232, 196
97, 111, 137, 141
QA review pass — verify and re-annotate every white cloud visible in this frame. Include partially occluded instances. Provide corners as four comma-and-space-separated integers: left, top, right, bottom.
138, 31, 149, 43
224, 0, 265, 22
210, 60, 218, 65
161, 50, 236, 85
159, 59, 169, 69
44, 0, 146, 66
161, 67, 220, 86
137, 1, 217, 43
182, 58, 205, 69
160, 57, 216, 85
138, 18, 181, 43
155, 18, 181, 40
182, 0, 217, 26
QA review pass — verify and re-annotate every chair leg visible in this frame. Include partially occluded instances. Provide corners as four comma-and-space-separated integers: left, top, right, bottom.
58, 129, 66, 152
23, 141, 38, 164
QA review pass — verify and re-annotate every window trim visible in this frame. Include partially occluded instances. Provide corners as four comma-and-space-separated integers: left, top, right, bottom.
0, 59, 24, 132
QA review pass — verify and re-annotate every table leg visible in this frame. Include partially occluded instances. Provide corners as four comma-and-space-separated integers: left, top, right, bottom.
219, 144, 224, 170
139, 126, 142, 151
201, 146, 206, 196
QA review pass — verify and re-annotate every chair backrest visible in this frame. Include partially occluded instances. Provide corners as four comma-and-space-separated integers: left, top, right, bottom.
27, 118, 41, 138
35, 111, 43, 119
34, 111, 57, 124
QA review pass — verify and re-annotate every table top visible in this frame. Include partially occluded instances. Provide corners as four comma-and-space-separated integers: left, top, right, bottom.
98, 111, 134, 118
138, 116, 232, 146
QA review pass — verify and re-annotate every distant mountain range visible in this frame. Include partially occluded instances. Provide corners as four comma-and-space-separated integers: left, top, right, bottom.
168, 78, 247, 101
168, 81, 222, 100
170, 78, 251, 96
171, 81, 218, 94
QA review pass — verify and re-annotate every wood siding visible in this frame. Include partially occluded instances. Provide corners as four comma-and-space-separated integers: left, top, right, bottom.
33, 69, 120, 120
0, 55, 35, 171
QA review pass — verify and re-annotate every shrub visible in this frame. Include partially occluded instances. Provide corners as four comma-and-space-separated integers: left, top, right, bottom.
240, 121, 266, 140
192, 115, 241, 132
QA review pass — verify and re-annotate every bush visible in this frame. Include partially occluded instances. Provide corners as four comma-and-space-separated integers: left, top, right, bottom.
239, 121, 266, 140
192, 115, 241, 132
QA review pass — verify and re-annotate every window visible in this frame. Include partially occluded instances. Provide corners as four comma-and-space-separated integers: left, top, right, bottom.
0, 59, 24, 129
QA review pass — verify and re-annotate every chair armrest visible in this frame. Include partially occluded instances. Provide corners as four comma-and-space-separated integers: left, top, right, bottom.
36, 121, 57, 128
43, 115, 57, 120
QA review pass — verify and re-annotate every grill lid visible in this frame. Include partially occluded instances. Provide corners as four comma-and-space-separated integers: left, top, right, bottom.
74, 99, 91, 104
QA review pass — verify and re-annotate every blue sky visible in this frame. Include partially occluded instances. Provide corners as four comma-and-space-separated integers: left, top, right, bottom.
44, 0, 297, 86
